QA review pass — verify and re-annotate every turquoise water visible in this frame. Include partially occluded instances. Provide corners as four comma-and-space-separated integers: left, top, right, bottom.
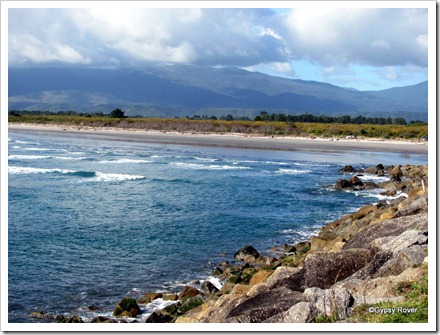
7, 130, 427, 322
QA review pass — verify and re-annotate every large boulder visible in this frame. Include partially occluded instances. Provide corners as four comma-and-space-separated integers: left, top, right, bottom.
280, 302, 318, 323
225, 287, 304, 323
113, 297, 141, 317
303, 287, 353, 319
178, 286, 202, 300
138, 292, 162, 304
342, 213, 428, 250
304, 249, 373, 289
234, 245, 260, 263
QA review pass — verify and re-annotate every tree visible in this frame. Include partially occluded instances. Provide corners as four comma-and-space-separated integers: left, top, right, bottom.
110, 108, 125, 118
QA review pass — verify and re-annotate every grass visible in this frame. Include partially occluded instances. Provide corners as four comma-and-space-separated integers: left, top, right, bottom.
8, 115, 428, 140
347, 271, 428, 323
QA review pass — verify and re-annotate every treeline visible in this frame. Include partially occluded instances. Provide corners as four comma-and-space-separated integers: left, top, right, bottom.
8, 109, 427, 126
254, 111, 419, 125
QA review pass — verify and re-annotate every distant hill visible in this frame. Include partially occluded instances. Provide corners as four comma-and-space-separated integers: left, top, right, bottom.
8, 66, 428, 121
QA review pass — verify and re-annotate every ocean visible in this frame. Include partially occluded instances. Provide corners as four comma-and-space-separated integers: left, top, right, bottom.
7, 130, 428, 323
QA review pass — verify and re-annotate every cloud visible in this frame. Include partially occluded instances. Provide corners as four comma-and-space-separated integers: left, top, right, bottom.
8, 7, 428, 72
8, 8, 288, 67
280, 8, 428, 68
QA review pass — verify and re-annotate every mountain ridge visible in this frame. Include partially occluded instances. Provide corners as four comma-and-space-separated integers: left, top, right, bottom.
8, 66, 428, 121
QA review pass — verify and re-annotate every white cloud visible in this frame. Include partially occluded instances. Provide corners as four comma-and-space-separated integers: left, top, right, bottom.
8, 7, 428, 75
280, 8, 428, 68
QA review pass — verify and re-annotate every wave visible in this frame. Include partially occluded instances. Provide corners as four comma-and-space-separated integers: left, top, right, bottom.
275, 168, 312, 175
8, 166, 76, 175
357, 174, 389, 182
193, 157, 220, 162
8, 166, 145, 182
99, 159, 153, 164
8, 154, 89, 161
92, 172, 146, 182
22, 147, 51, 151
170, 162, 251, 171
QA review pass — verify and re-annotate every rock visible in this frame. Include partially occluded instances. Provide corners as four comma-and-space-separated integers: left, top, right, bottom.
345, 250, 394, 280
87, 304, 100, 311
234, 245, 260, 263
333, 267, 425, 307
225, 287, 304, 323
335, 179, 353, 190
349, 176, 364, 187
371, 229, 428, 254
145, 311, 174, 323
61, 315, 84, 323
280, 302, 318, 323
91, 316, 117, 323
267, 267, 306, 292
389, 165, 403, 181
177, 296, 205, 314
282, 244, 296, 253
339, 165, 356, 173
394, 194, 428, 218
249, 270, 274, 286
200, 281, 220, 295
162, 293, 178, 301
304, 249, 373, 289
342, 213, 428, 250
138, 292, 162, 304
303, 287, 353, 319
113, 297, 141, 317
178, 286, 202, 300
373, 245, 428, 277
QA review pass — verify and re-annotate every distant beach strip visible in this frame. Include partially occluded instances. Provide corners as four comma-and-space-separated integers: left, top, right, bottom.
8, 124, 428, 155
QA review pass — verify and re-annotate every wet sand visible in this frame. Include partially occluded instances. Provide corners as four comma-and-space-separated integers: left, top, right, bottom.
8, 123, 428, 154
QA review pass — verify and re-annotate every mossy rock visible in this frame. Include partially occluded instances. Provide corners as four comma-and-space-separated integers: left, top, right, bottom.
113, 297, 141, 317
177, 297, 205, 315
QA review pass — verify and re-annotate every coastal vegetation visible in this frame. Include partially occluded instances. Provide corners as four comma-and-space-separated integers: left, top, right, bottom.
8, 111, 428, 140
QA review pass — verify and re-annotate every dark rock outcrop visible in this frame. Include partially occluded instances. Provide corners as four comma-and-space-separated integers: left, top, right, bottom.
113, 297, 141, 317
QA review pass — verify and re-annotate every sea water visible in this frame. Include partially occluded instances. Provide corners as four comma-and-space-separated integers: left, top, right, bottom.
7, 130, 427, 322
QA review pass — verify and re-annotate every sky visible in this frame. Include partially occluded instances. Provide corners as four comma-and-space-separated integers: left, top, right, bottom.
6, 3, 431, 91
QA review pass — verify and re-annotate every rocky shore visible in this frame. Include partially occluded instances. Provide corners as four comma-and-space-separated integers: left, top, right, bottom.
30, 164, 429, 323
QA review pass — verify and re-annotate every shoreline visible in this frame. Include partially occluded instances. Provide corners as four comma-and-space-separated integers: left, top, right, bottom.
8, 123, 428, 154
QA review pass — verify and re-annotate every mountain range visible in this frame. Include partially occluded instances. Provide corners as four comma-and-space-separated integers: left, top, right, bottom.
8, 65, 428, 121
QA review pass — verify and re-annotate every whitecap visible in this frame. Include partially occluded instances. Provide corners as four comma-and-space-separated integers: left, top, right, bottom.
8, 154, 49, 160
170, 162, 251, 171
92, 172, 146, 182
275, 168, 312, 175
357, 174, 389, 182
99, 159, 153, 164
193, 157, 219, 162
8, 166, 75, 175
22, 147, 51, 151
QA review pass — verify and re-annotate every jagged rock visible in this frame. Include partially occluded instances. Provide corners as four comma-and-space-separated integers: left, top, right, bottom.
335, 179, 353, 189
145, 311, 174, 323
162, 293, 178, 301
249, 270, 273, 286
29, 311, 66, 321
196, 291, 250, 323
91, 316, 117, 323
225, 287, 304, 323
339, 165, 356, 173
370, 229, 428, 254
394, 193, 428, 217
342, 213, 428, 250
281, 302, 318, 323
61, 315, 84, 323
138, 292, 162, 304
178, 286, 202, 300
113, 297, 141, 317
389, 165, 403, 181
333, 267, 425, 307
200, 281, 220, 295
234, 245, 260, 263
304, 249, 373, 289
177, 296, 205, 314
87, 304, 100, 311
373, 245, 428, 278
303, 287, 353, 319
345, 250, 394, 280
349, 176, 364, 187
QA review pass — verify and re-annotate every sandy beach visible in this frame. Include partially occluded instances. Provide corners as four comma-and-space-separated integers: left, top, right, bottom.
8, 123, 428, 154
